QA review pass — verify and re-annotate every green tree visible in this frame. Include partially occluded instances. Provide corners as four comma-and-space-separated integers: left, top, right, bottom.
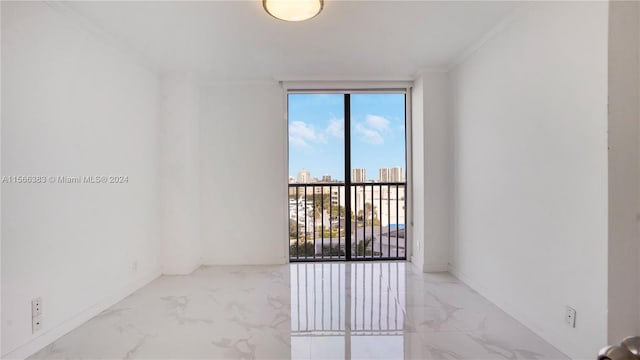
290, 241, 315, 257
322, 246, 345, 257
363, 203, 378, 225
330, 205, 345, 218
354, 236, 382, 257
289, 219, 299, 239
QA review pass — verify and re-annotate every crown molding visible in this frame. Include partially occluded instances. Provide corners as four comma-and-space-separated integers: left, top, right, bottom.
198, 79, 279, 88
414, 67, 450, 75
44, 1, 160, 73
274, 74, 414, 82
280, 80, 413, 92
412, 67, 451, 80
412, 2, 530, 76
448, 2, 531, 71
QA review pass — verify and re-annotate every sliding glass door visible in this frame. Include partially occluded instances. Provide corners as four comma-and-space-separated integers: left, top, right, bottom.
288, 92, 407, 261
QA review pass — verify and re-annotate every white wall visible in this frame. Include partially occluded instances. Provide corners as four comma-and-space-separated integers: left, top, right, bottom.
158, 73, 201, 275
199, 82, 288, 265
607, 0, 640, 344
421, 72, 452, 272
1, 2, 161, 358
450, 2, 609, 358
411, 78, 425, 270
412, 72, 452, 272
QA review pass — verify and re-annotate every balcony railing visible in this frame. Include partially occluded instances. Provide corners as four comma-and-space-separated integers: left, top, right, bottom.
288, 182, 406, 261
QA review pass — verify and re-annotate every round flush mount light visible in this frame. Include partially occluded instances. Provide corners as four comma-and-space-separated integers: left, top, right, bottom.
263, 0, 324, 22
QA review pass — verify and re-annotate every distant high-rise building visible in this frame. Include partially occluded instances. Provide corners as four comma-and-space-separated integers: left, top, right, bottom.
289, 176, 295, 183
322, 174, 332, 182
352, 168, 366, 182
378, 167, 403, 182
378, 168, 390, 182
390, 167, 403, 182
297, 169, 311, 184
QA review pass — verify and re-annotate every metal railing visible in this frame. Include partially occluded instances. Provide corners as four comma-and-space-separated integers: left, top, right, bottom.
288, 183, 406, 261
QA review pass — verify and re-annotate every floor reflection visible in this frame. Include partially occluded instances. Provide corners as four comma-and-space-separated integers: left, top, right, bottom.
291, 262, 406, 360
25, 262, 568, 359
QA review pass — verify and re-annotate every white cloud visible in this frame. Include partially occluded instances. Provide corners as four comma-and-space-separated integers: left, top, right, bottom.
353, 114, 391, 145
325, 117, 344, 139
289, 121, 326, 149
355, 123, 384, 144
290, 115, 388, 149
365, 115, 390, 132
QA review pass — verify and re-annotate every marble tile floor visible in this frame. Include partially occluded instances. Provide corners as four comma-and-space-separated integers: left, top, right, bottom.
30, 262, 568, 359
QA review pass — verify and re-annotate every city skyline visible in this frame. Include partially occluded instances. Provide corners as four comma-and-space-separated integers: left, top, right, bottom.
288, 93, 406, 181
290, 166, 404, 183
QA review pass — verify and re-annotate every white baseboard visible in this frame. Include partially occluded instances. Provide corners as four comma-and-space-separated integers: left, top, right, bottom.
409, 256, 448, 273
2, 269, 161, 360
201, 258, 288, 266
161, 261, 201, 275
448, 266, 573, 359
423, 263, 449, 272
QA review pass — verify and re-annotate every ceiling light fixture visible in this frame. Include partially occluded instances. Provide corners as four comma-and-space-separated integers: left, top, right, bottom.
263, 0, 324, 22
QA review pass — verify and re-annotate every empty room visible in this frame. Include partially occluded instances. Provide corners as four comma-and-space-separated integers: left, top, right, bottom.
2, 1, 639, 359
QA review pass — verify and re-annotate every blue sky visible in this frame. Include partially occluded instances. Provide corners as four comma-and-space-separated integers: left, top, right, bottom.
288, 93, 406, 181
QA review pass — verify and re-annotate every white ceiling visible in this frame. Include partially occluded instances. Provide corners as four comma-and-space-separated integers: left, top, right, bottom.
67, 1, 520, 81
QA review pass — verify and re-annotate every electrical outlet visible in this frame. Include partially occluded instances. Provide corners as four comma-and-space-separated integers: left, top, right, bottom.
565, 306, 576, 328
31, 297, 42, 317
31, 297, 43, 333
32, 315, 42, 333
131, 261, 138, 273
